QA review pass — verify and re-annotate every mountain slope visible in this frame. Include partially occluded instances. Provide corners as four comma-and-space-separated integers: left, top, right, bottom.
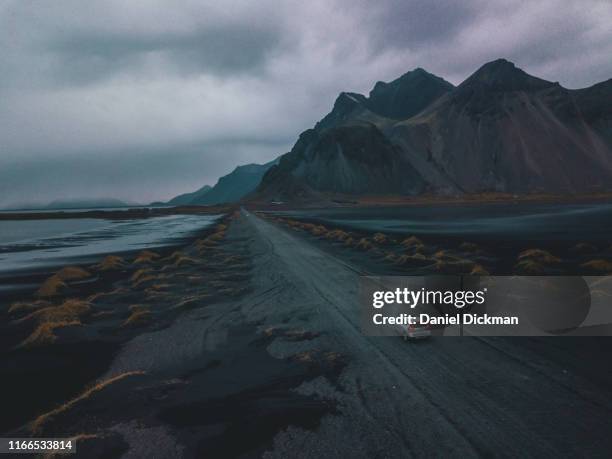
392, 59, 612, 193
197, 159, 279, 205
259, 59, 612, 199
259, 69, 453, 198
162, 158, 280, 206
166, 185, 212, 206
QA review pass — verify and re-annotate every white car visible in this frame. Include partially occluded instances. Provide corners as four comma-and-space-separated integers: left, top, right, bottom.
396, 322, 432, 340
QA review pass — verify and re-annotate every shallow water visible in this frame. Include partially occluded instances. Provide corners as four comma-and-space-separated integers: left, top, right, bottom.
0, 214, 220, 274
278, 202, 612, 242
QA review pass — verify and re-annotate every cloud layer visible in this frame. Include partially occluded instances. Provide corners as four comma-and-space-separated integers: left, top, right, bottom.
1, 0, 611, 207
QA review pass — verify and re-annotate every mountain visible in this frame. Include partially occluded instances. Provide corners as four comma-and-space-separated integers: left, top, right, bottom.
258, 59, 612, 199
45, 198, 130, 210
166, 185, 212, 206
391, 59, 612, 193
366, 68, 454, 119
163, 158, 279, 206
260, 68, 451, 198
198, 159, 279, 205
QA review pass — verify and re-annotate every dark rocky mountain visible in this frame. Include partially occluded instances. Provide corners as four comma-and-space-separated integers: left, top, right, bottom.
258, 59, 612, 199
163, 158, 279, 206
366, 68, 454, 119
260, 68, 451, 198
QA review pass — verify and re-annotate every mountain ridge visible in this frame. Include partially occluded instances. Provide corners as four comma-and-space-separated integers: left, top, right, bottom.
257, 58, 612, 200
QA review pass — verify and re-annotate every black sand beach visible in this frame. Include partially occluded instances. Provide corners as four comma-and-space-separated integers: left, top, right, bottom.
2, 207, 612, 457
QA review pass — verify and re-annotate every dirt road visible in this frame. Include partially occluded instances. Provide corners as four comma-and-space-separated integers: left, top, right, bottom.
237, 209, 612, 458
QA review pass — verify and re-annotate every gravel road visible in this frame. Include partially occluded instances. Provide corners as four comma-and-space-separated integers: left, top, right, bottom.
239, 209, 612, 458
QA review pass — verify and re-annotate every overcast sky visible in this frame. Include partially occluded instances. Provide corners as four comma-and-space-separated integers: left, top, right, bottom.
1, 0, 611, 207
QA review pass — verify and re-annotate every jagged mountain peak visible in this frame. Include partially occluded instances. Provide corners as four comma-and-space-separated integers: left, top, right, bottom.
370, 67, 445, 91
461, 58, 555, 92
367, 68, 454, 120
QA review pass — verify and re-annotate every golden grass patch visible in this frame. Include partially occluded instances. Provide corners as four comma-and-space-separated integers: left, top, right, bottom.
131, 274, 157, 288
17, 299, 91, 347
372, 232, 390, 244
207, 231, 226, 242
324, 229, 351, 242
173, 255, 197, 267
19, 321, 81, 348
131, 268, 152, 283
355, 238, 373, 251
121, 307, 152, 328
133, 250, 160, 264
8, 300, 52, 315
514, 259, 545, 275
433, 250, 463, 262
401, 236, 423, 248
470, 264, 490, 276
517, 249, 561, 264
94, 255, 126, 271
55, 266, 92, 281
580, 259, 612, 273
36, 275, 67, 298
395, 253, 433, 267
19, 299, 91, 325
87, 287, 127, 303
309, 225, 327, 237
30, 371, 146, 435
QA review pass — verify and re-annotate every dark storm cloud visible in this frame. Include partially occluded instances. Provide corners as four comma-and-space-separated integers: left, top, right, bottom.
364, 0, 480, 49
45, 20, 285, 85
0, 0, 610, 206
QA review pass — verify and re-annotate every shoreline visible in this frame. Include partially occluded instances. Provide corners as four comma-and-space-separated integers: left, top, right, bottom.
0, 214, 232, 434
0, 204, 233, 221
248, 191, 612, 211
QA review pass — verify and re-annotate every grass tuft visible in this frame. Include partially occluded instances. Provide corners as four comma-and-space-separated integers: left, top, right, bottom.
355, 238, 373, 251
580, 259, 612, 273
372, 233, 389, 244
30, 371, 146, 434
19, 299, 91, 325
36, 275, 67, 298
324, 229, 351, 242
395, 253, 433, 267
470, 264, 490, 276
8, 300, 52, 316
121, 306, 152, 328
517, 249, 561, 264
401, 236, 423, 249
514, 259, 545, 275
94, 255, 126, 271
133, 250, 160, 264
55, 266, 92, 281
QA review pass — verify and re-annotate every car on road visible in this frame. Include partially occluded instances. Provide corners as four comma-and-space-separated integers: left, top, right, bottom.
396, 322, 432, 340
